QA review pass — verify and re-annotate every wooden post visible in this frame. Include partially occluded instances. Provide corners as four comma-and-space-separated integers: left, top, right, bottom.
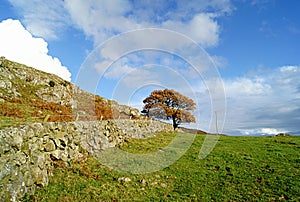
215, 111, 219, 135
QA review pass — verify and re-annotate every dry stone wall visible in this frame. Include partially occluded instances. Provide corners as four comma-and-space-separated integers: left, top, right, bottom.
0, 119, 173, 201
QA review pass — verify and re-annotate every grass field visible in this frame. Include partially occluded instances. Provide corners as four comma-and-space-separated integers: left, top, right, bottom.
25, 133, 300, 201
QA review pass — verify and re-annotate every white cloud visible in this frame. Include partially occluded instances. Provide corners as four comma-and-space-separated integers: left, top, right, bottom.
191, 65, 300, 135
105, 64, 135, 79
221, 66, 300, 135
0, 19, 71, 81
239, 128, 284, 135
162, 13, 220, 47
8, 0, 232, 47
64, 0, 141, 44
225, 77, 272, 96
280, 65, 298, 73
8, 0, 70, 40
260, 128, 281, 135
65, 1, 224, 47
6, 1, 231, 91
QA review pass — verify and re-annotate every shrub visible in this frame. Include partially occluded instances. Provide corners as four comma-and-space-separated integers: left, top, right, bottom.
49, 80, 55, 87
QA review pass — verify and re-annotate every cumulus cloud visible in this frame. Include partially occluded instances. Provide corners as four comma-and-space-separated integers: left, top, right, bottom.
8, 0, 232, 46
222, 66, 300, 135
191, 65, 300, 135
6, 1, 232, 78
91, 50, 198, 97
105, 64, 135, 80
7, 0, 231, 91
225, 77, 271, 96
64, 0, 226, 47
162, 13, 220, 47
64, 0, 134, 44
0, 19, 71, 81
8, 0, 70, 40
239, 128, 282, 136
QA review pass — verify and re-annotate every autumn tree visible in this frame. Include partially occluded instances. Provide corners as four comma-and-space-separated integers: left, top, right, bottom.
142, 89, 196, 130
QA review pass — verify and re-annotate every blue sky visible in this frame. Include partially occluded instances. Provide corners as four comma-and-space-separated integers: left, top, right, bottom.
0, 0, 299, 136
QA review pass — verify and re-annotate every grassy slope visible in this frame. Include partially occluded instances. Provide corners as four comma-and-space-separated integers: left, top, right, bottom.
0, 59, 73, 128
0, 58, 129, 129
25, 133, 300, 201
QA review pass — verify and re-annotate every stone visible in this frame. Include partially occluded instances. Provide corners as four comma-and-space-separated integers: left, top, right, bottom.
0, 143, 11, 153
130, 109, 140, 118
160, 183, 167, 188
12, 134, 23, 150
44, 140, 56, 152
118, 177, 131, 182
0, 162, 13, 181
14, 152, 27, 166
31, 166, 48, 186
24, 128, 35, 140
24, 170, 34, 186
58, 135, 68, 148
0, 119, 173, 201
60, 151, 69, 162
31, 153, 46, 169
68, 146, 78, 159
28, 142, 39, 152
37, 138, 45, 151
150, 182, 158, 186
0, 80, 12, 89
51, 150, 68, 161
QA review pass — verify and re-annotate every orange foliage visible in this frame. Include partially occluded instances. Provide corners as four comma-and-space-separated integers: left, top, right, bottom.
0, 93, 128, 123
142, 89, 196, 129
73, 94, 115, 121
31, 99, 73, 122
0, 102, 25, 118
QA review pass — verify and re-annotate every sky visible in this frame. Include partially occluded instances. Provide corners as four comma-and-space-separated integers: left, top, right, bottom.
0, 0, 299, 136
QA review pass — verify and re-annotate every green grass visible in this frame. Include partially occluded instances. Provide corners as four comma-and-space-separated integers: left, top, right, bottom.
25, 133, 300, 201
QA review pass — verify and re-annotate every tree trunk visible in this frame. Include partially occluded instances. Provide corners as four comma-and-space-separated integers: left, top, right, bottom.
172, 115, 178, 130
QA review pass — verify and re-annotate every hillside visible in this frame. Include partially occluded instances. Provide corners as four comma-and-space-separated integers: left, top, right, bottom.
1, 57, 299, 201
26, 133, 300, 201
0, 57, 142, 128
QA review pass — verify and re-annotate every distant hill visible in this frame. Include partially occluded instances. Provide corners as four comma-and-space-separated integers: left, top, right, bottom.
178, 127, 207, 135
0, 57, 143, 128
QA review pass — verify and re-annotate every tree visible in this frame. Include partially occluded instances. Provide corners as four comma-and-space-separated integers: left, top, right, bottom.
142, 89, 196, 130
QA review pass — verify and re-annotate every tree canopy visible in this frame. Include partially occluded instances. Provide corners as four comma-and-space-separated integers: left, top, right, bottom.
142, 89, 196, 130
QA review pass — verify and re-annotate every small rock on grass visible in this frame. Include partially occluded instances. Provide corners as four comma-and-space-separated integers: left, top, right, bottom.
118, 177, 131, 182
150, 182, 158, 186
161, 183, 167, 188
